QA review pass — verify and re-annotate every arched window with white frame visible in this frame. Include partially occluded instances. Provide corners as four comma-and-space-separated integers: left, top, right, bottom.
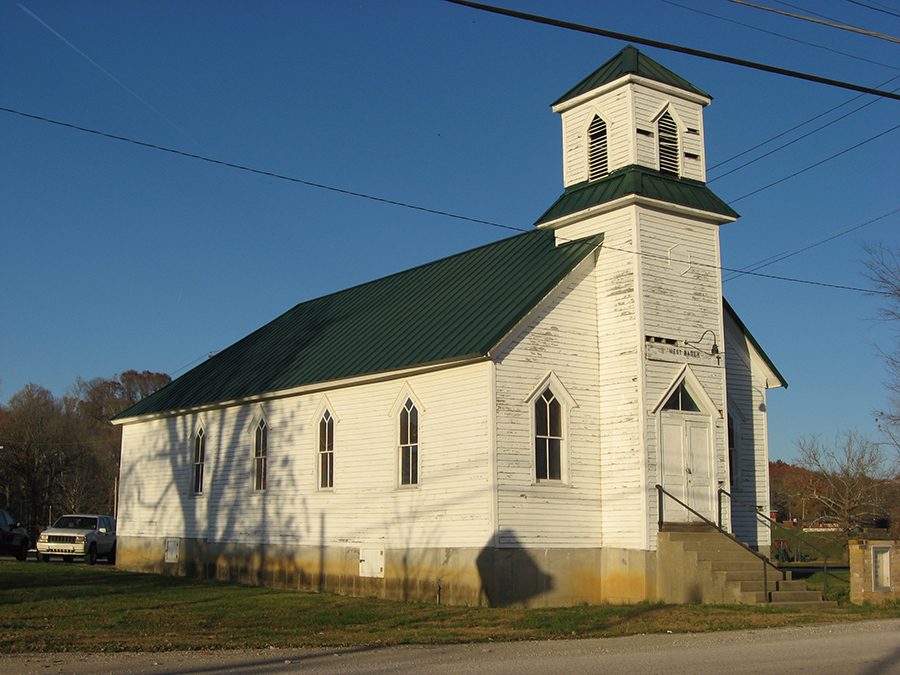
399, 398, 418, 486
534, 388, 563, 481
192, 427, 205, 494
319, 409, 334, 489
253, 418, 267, 491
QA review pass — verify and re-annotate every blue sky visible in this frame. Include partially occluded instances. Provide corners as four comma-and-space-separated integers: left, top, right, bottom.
1, 0, 897, 461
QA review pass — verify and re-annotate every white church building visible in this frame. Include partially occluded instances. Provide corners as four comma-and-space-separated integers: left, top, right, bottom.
113, 46, 786, 606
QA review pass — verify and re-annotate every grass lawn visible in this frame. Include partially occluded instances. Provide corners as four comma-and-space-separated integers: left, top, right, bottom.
1, 561, 897, 653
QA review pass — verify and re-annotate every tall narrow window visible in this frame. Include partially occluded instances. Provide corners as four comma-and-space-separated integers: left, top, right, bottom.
192, 428, 205, 494
399, 398, 418, 486
535, 388, 562, 481
727, 414, 737, 488
319, 410, 334, 489
658, 110, 679, 176
254, 419, 267, 491
587, 115, 608, 180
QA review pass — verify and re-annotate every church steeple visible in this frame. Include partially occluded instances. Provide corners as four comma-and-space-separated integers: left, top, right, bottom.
536, 47, 736, 234
551, 46, 713, 187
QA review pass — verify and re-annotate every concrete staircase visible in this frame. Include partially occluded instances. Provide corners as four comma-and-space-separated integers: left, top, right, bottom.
657, 524, 836, 606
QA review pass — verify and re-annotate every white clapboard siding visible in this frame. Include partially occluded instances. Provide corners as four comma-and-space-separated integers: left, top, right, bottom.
724, 313, 774, 548
560, 87, 633, 187
493, 255, 603, 548
638, 207, 726, 539
631, 84, 705, 181
117, 361, 495, 551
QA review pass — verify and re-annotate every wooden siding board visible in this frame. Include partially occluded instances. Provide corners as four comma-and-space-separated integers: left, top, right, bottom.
117, 362, 496, 551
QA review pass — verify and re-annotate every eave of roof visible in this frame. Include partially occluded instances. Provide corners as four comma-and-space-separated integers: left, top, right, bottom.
115, 230, 603, 421
553, 45, 710, 107
534, 165, 738, 226
723, 298, 788, 389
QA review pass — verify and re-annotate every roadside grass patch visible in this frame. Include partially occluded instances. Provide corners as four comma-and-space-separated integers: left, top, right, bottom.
1, 561, 898, 653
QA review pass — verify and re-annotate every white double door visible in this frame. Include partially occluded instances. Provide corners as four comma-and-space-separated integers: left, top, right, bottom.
660, 413, 715, 523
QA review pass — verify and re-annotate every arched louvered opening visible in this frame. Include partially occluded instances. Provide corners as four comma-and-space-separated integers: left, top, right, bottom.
587, 115, 608, 180
657, 110, 679, 176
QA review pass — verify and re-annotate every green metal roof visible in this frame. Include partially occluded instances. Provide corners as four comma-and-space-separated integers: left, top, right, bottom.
534, 165, 738, 226
115, 230, 603, 420
553, 45, 711, 107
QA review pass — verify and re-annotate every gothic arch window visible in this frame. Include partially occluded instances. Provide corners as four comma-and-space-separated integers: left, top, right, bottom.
192, 427, 205, 495
657, 110, 680, 176
319, 409, 334, 489
399, 398, 419, 486
587, 115, 608, 180
534, 387, 563, 481
253, 418, 268, 491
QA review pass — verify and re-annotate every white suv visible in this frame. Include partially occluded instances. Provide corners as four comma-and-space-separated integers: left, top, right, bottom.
36, 514, 116, 565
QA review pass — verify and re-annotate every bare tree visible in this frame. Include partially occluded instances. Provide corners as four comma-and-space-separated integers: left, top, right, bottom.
864, 242, 900, 462
796, 431, 889, 534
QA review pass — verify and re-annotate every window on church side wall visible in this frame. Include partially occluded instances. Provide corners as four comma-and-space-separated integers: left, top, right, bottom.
192, 428, 205, 495
587, 115, 608, 180
662, 382, 700, 412
254, 419, 267, 491
535, 388, 562, 481
399, 398, 418, 486
727, 414, 736, 488
319, 410, 334, 489
658, 110, 679, 176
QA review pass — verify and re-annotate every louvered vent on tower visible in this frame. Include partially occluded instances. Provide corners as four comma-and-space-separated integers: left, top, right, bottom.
657, 111, 679, 176
587, 116, 608, 180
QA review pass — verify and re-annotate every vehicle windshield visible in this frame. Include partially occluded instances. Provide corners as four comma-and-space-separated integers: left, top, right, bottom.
52, 516, 98, 530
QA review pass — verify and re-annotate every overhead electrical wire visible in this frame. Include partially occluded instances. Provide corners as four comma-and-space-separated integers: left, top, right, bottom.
661, 0, 900, 71
709, 74, 900, 171
723, 206, 900, 282
843, 0, 900, 19
444, 0, 900, 100
0, 105, 889, 296
728, 0, 900, 43
709, 87, 898, 181
727, 121, 900, 202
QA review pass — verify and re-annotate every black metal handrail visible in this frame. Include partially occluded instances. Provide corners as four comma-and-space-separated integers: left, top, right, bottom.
717, 487, 829, 599
656, 484, 782, 603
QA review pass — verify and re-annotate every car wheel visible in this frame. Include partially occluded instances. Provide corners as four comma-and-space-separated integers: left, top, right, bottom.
87, 544, 97, 565
16, 541, 28, 561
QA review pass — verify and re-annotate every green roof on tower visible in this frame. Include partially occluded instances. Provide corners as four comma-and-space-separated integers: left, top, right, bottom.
552, 45, 711, 107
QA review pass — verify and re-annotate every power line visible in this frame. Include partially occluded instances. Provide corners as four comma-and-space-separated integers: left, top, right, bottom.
661, 0, 900, 71
723, 206, 900, 282
729, 0, 900, 43
709, 89, 896, 182
709, 74, 900, 171
1, 105, 889, 296
844, 0, 900, 19
0, 106, 523, 236
727, 121, 900, 202
444, 0, 900, 100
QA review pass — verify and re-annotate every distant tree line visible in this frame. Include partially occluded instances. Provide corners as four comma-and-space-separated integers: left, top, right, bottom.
0, 370, 169, 539
770, 431, 900, 537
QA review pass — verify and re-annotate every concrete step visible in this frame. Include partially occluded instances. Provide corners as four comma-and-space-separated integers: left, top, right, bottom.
724, 569, 767, 582
769, 590, 825, 603
692, 549, 756, 562
710, 560, 763, 572
661, 522, 718, 532
739, 580, 780, 593
767, 600, 838, 608
776, 580, 808, 592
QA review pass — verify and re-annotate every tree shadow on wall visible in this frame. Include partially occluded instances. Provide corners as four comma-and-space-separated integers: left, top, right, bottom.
476, 529, 554, 607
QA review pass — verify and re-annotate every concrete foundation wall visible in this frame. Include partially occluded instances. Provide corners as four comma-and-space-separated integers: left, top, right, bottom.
117, 535, 657, 607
